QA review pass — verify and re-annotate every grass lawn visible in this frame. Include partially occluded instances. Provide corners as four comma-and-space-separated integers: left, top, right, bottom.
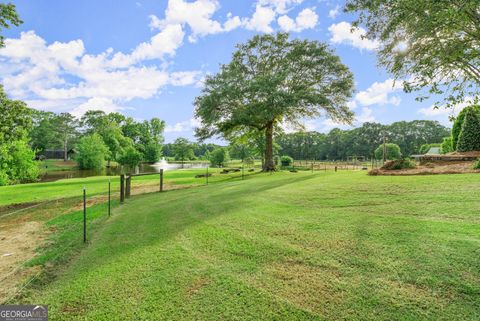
0, 168, 257, 207
19, 171, 480, 320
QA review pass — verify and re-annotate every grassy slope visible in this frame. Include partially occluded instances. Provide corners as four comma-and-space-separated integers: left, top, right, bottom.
24, 171, 480, 320
0, 168, 253, 206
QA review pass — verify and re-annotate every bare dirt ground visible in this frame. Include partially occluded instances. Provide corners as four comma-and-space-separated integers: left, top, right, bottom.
371, 161, 480, 176
0, 221, 46, 302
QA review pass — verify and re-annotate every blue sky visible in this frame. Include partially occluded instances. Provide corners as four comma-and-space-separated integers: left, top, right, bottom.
1, 0, 458, 142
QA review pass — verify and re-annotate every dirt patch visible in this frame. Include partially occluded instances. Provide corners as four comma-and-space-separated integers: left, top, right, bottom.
0, 221, 47, 303
371, 161, 480, 176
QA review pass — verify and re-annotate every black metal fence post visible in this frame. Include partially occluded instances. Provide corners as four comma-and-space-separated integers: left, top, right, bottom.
83, 186, 86, 243
108, 179, 111, 217
242, 164, 244, 180
160, 169, 164, 192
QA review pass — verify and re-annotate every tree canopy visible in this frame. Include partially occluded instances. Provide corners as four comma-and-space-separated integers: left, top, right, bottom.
0, 3, 22, 47
345, 0, 480, 109
195, 33, 354, 171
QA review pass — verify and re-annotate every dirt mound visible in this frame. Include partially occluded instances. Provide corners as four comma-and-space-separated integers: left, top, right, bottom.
370, 161, 480, 176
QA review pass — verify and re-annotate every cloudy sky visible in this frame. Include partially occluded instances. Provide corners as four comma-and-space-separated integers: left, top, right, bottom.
1, 0, 458, 142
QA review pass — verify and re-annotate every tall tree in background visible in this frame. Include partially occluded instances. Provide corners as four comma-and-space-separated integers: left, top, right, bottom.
195, 33, 354, 171
54, 113, 78, 161
345, 0, 480, 109
0, 2, 22, 47
172, 138, 194, 167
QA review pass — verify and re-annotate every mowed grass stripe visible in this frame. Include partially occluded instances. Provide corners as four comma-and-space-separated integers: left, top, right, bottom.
22, 171, 480, 320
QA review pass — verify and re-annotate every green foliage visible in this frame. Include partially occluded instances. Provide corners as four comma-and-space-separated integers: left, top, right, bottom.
144, 142, 162, 163
441, 136, 454, 154
0, 138, 39, 185
118, 146, 142, 168
275, 120, 449, 160
209, 148, 230, 167
345, 0, 480, 109
0, 86, 33, 143
374, 143, 402, 160
280, 155, 293, 167
0, 3, 22, 47
419, 143, 441, 155
381, 158, 416, 170
452, 105, 480, 150
457, 107, 480, 152
75, 134, 109, 170
473, 159, 480, 170
195, 33, 354, 171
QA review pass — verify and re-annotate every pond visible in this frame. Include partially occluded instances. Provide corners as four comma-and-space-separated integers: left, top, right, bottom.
39, 159, 209, 182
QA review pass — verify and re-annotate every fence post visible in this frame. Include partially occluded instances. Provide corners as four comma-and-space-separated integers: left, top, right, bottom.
242, 163, 245, 180
120, 174, 125, 203
160, 169, 164, 192
311, 162, 314, 173
108, 179, 111, 217
83, 186, 87, 243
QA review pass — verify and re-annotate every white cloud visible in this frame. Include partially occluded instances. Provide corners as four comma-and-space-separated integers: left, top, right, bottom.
224, 13, 242, 32
354, 79, 402, 107
258, 0, 304, 14
278, 8, 318, 32
149, 0, 225, 43
355, 107, 375, 124
328, 21, 379, 51
165, 118, 200, 133
417, 98, 474, 125
71, 97, 125, 117
0, 29, 200, 116
244, 5, 276, 33
328, 5, 341, 19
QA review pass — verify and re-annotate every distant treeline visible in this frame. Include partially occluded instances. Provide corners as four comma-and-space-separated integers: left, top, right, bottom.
276, 120, 450, 160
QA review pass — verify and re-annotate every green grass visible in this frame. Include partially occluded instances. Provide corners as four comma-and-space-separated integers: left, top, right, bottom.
0, 168, 256, 206
37, 159, 78, 172
19, 171, 480, 320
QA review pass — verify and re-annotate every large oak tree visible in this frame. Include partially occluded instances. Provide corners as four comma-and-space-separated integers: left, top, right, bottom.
194, 33, 354, 171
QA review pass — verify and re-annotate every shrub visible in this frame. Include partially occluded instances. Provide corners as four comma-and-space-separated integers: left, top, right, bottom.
209, 148, 230, 167
441, 136, 454, 154
118, 146, 142, 168
76, 134, 109, 170
452, 105, 480, 150
473, 159, 480, 170
457, 107, 480, 152
244, 156, 255, 166
381, 158, 416, 170
0, 139, 39, 185
374, 143, 401, 160
280, 155, 293, 167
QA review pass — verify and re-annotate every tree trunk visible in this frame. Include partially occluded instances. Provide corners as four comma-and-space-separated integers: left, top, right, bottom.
263, 122, 275, 171
63, 137, 68, 162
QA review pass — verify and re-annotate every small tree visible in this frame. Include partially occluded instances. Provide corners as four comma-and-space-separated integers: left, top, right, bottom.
75, 134, 109, 170
452, 105, 480, 150
457, 108, 480, 152
172, 138, 194, 165
375, 143, 401, 160
118, 146, 142, 168
209, 148, 230, 167
441, 137, 453, 154
144, 142, 162, 163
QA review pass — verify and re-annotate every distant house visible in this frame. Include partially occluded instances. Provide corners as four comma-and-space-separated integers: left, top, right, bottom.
38, 149, 76, 160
